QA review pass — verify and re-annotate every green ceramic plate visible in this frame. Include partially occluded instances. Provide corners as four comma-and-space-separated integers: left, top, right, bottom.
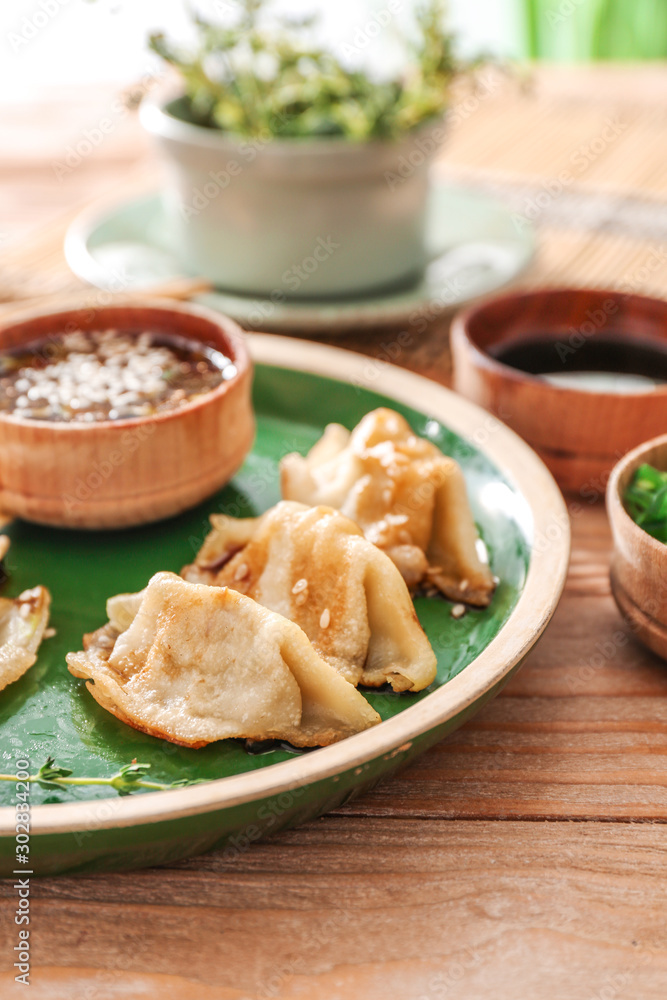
0, 336, 569, 875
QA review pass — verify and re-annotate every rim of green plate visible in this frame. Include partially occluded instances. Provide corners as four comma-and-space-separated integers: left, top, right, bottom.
0, 331, 570, 837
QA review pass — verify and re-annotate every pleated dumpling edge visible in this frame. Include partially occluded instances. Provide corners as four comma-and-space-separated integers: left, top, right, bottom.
280, 407, 496, 607
66, 571, 381, 749
183, 501, 438, 693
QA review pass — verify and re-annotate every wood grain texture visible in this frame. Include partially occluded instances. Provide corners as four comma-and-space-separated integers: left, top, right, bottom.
2, 819, 667, 999
3, 66, 667, 999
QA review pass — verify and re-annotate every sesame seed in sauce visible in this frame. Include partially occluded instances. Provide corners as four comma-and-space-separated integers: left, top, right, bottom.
0, 329, 234, 422
319, 608, 331, 629
292, 578, 308, 595
451, 603, 466, 619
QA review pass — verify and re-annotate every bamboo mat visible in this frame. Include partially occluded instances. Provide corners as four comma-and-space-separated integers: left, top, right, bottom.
1, 65, 667, 322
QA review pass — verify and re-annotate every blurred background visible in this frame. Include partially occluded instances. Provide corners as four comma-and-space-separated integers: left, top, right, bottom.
4, 0, 514, 99
2, 0, 666, 102
2, 0, 667, 316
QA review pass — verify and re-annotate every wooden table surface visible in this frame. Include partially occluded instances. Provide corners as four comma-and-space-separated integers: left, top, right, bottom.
2, 65, 667, 999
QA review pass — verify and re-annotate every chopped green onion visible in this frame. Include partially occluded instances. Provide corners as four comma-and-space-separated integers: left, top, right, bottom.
623, 464, 667, 542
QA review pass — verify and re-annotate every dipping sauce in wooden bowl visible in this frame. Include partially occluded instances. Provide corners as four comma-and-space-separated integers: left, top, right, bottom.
0, 301, 254, 529
490, 332, 667, 395
0, 329, 236, 423
452, 288, 667, 494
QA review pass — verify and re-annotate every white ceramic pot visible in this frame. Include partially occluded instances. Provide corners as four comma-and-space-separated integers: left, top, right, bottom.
140, 96, 446, 299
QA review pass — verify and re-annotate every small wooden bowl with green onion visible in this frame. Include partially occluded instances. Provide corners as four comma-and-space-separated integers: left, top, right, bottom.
607, 435, 667, 660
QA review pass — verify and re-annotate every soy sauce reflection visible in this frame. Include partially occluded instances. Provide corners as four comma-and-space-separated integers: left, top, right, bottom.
489, 332, 667, 392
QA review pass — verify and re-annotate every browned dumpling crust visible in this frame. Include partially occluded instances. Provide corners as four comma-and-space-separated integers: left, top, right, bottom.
0, 586, 51, 692
67, 572, 380, 749
279, 408, 496, 606
183, 501, 437, 692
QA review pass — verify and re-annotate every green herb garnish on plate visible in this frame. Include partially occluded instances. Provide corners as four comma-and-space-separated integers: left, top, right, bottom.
0, 757, 206, 797
624, 463, 667, 542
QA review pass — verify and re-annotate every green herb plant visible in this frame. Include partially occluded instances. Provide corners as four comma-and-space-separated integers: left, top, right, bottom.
624, 464, 667, 543
149, 0, 465, 140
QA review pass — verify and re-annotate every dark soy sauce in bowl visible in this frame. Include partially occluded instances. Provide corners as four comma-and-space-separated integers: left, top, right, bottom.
489, 332, 667, 393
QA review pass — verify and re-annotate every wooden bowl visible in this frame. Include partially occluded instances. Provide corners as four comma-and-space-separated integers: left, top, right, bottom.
0, 300, 254, 529
451, 288, 667, 494
607, 436, 667, 660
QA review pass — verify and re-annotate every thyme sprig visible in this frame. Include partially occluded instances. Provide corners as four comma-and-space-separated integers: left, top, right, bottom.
1, 756, 205, 796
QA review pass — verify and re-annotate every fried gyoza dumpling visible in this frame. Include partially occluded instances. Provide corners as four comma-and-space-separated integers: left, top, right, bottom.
280, 408, 495, 606
182, 501, 437, 692
0, 586, 51, 693
66, 572, 380, 748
